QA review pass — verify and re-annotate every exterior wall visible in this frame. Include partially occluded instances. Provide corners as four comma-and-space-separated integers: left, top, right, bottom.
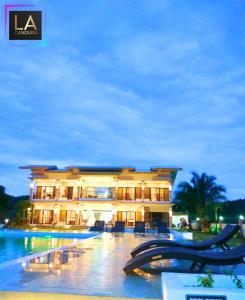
21, 166, 181, 227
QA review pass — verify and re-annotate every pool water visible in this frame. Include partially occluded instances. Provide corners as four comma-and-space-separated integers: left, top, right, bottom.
0, 230, 96, 264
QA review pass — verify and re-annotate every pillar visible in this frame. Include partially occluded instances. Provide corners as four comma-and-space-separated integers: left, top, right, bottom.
169, 206, 173, 227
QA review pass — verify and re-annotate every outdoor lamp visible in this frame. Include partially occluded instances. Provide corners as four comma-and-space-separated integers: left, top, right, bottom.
196, 217, 200, 221
4, 219, 9, 224
239, 215, 244, 220
219, 216, 224, 221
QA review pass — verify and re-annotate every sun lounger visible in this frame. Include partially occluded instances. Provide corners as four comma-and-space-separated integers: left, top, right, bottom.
89, 220, 105, 232
124, 243, 245, 275
134, 221, 145, 233
131, 224, 240, 257
111, 221, 125, 233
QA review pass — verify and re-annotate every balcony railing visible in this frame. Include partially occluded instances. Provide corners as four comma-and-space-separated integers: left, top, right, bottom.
32, 187, 170, 202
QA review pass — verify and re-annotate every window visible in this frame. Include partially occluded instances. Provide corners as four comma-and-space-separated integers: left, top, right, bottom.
59, 210, 67, 222
43, 210, 54, 224
117, 187, 135, 200
67, 187, 73, 199
117, 187, 124, 200
163, 188, 170, 201
35, 186, 55, 199
87, 187, 113, 198
135, 187, 142, 199
144, 187, 151, 200
117, 211, 137, 226
36, 186, 42, 199
152, 188, 170, 201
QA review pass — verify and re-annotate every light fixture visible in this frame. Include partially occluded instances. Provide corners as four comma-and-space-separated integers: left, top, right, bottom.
4, 219, 9, 224
196, 217, 200, 221
239, 215, 244, 220
219, 216, 224, 221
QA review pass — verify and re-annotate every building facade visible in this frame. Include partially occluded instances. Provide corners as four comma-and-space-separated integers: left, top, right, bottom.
20, 166, 181, 227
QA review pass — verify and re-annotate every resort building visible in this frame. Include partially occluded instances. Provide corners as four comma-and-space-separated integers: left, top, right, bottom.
20, 165, 182, 227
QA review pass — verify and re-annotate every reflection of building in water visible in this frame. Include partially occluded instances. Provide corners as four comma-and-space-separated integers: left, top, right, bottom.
22, 249, 82, 273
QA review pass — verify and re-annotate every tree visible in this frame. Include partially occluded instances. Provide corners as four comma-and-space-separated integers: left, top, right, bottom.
0, 185, 11, 221
174, 172, 226, 226
15, 200, 33, 222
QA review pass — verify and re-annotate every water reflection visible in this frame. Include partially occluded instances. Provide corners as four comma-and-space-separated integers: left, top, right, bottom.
22, 248, 84, 274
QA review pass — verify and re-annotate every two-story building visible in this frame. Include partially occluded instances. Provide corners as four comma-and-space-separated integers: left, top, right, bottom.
20, 165, 181, 227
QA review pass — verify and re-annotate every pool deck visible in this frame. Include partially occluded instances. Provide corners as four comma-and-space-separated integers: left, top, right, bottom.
0, 291, 156, 300
0, 232, 244, 299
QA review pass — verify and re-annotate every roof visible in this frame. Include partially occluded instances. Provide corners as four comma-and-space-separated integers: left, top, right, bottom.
19, 165, 182, 183
19, 165, 58, 171
19, 165, 182, 176
65, 166, 135, 172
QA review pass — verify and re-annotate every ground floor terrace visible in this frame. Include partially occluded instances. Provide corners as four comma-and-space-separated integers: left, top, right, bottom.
0, 231, 244, 299
30, 202, 172, 227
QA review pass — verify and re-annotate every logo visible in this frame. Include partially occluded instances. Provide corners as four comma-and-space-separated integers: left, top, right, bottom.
9, 10, 42, 40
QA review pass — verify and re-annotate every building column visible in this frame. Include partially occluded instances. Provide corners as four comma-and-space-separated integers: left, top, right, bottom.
112, 204, 117, 224
77, 186, 81, 199
113, 177, 118, 200
53, 205, 59, 224
75, 206, 81, 225
141, 181, 145, 201
141, 206, 145, 221
55, 180, 60, 200
169, 206, 173, 227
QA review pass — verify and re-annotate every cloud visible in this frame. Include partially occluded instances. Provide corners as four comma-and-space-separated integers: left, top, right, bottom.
0, 0, 244, 199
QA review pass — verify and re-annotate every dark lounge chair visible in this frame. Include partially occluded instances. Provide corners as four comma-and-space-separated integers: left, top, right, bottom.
111, 221, 125, 233
131, 224, 240, 257
89, 220, 105, 232
124, 243, 245, 275
157, 221, 170, 234
134, 221, 145, 234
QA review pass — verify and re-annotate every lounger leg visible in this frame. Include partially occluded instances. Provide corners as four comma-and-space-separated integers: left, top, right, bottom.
198, 263, 205, 273
190, 262, 197, 271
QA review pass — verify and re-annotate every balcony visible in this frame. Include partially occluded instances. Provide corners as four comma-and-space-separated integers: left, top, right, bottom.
32, 186, 170, 203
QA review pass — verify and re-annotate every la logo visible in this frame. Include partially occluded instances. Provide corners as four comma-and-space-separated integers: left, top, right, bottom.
14, 14, 37, 30
9, 10, 42, 40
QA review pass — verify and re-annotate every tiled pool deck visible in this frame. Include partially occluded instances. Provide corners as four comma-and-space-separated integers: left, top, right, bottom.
0, 232, 244, 299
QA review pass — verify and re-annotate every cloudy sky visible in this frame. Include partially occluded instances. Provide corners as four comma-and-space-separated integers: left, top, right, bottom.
0, 0, 244, 198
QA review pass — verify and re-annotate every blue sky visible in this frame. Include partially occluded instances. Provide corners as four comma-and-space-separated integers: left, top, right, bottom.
0, 0, 245, 198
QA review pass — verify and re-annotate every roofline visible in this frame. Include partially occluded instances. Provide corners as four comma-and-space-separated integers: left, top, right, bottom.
19, 165, 182, 173
65, 166, 135, 172
19, 165, 58, 171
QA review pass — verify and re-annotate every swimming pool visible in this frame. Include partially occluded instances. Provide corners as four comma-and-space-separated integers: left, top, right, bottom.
0, 230, 97, 264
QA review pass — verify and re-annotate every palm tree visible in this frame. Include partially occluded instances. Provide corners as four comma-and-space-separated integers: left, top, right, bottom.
174, 172, 226, 227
